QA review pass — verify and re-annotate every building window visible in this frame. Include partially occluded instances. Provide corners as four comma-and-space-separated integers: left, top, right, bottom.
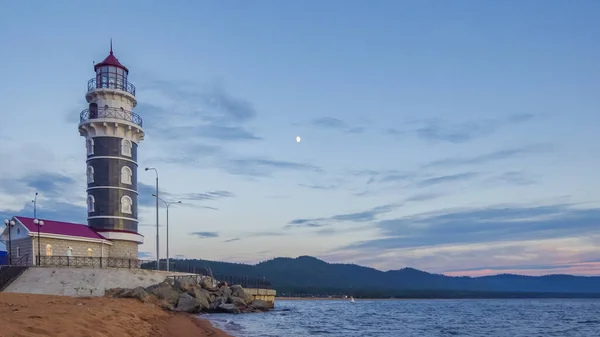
121, 139, 132, 157
87, 248, 93, 257
121, 166, 132, 185
45, 244, 52, 256
16, 247, 20, 258
87, 195, 95, 212
16, 228, 20, 235
121, 195, 132, 214
87, 165, 94, 184
67, 247, 73, 257
86, 139, 94, 155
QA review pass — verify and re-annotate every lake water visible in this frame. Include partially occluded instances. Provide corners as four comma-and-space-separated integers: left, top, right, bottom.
206, 299, 600, 337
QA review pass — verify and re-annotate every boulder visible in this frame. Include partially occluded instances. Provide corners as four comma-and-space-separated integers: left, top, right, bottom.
219, 285, 232, 298
106, 277, 272, 315
200, 277, 216, 290
144, 281, 171, 294
105, 287, 150, 302
209, 296, 226, 311
175, 293, 207, 313
229, 296, 247, 308
250, 299, 272, 311
174, 276, 198, 293
123, 287, 150, 302
217, 303, 241, 314
149, 284, 180, 307
189, 287, 211, 309
230, 285, 254, 303
104, 287, 127, 298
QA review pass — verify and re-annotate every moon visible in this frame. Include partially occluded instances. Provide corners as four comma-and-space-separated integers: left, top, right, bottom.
296, 136, 301, 143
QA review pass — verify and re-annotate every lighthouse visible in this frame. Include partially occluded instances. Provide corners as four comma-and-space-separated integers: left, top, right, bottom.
78, 42, 145, 258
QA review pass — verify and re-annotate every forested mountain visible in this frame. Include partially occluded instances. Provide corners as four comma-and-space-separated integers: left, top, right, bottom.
146, 255, 600, 297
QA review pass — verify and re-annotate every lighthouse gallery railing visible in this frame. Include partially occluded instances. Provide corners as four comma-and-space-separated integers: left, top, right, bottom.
87, 77, 136, 96
80, 107, 143, 127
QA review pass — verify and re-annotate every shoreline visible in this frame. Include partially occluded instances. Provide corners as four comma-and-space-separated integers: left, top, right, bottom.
0, 293, 233, 337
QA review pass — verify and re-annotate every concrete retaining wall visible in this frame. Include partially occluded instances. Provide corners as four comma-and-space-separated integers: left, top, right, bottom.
3, 267, 194, 297
244, 288, 276, 308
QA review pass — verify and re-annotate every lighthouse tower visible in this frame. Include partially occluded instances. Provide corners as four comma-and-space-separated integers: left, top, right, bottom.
78, 43, 144, 258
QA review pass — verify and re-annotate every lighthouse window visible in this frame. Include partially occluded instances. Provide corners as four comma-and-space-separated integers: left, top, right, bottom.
87, 195, 95, 213
108, 73, 116, 88
101, 72, 109, 88
87, 166, 94, 184
86, 139, 94, 155
121, 139, 132, 157
121, 166, 132, 185
121, 196, 133, 214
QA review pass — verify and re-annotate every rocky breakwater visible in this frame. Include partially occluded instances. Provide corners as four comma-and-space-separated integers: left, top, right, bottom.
105, 276, 273, 314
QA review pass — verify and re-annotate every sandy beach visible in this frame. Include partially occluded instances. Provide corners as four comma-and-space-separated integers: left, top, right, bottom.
0, 293, 232, 337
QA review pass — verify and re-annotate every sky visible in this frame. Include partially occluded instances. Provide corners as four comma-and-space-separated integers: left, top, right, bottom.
1, 0, 599, 277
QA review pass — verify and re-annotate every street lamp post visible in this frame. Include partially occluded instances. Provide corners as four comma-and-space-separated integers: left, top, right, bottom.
145, 167, 160, 270
152, 194, 181, 272
3, 219, 15, 265
33, 219, 44, 266
32, 192, 38, 219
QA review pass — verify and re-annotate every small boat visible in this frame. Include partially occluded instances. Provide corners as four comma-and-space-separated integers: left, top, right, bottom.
350, 296, 355, 303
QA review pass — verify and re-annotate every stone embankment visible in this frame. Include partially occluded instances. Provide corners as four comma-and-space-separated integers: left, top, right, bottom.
105, 275, 273, 314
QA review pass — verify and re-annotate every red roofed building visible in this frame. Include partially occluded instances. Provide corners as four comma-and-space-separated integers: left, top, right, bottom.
1, 217, 116, 265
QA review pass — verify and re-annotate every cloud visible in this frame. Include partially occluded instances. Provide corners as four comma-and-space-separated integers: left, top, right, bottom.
297, 183, 337, 190
18, 173, 77, 198
0, 201, 87, 225
245, 231, 287, 237
137, 80, 259, 142
311, 117, 365, 134
422, 144, 551, 169
223, 238, 241, 243
403, 193, 442, 203
485, 171, 538, 186
220, 157, 322, 177
0, 172, 87, 224
345, 203, 600, 251
180, 190, 235, 201
139, 80, 257, 122
189, 231, 219, 238
138, 182, 158, 207
390, 114, 535, 143
160, 125, 261, 142
414, 172, 479, 188
137, 182, 232, 209
286, 204, 399, 229
137, 79, 325, 179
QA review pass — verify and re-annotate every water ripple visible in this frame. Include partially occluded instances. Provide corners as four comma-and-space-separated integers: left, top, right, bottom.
206, 299, 600, 337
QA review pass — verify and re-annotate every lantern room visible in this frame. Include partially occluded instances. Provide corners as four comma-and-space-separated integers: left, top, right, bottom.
91, 41, 134, 96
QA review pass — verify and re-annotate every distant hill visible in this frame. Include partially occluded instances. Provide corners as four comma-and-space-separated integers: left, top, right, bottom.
148, 255, 600, 297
